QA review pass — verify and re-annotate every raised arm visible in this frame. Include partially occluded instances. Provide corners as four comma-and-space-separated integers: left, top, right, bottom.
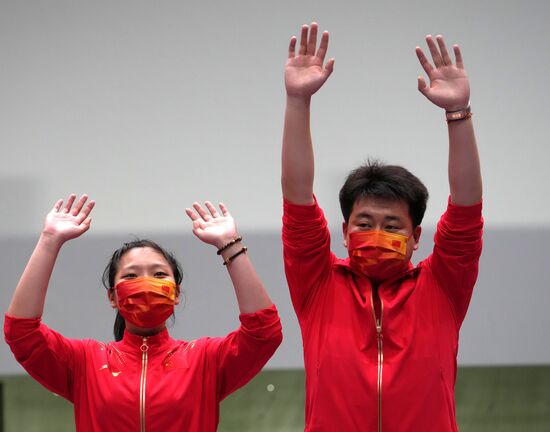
7, 195, 95, 318
185, 202, 272, 314
282, 22, 334, 204
416, 35, 482, 205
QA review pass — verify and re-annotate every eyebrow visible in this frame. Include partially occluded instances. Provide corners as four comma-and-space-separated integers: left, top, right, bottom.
120, 262, 170, 271
354, 212, 403, 222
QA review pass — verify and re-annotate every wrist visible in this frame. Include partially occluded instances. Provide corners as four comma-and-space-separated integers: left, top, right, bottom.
286, 95, 312, 108
38, 232, 65, 251
215, 235, 242, 253
445, 105, 472, 123
220, 243, 248, 266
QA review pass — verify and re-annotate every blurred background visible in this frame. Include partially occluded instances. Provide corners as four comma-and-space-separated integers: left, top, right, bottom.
1, 0, 549, 430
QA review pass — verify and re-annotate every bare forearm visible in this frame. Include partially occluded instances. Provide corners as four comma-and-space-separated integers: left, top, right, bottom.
281, 96, 315, 204
221, 243, 272, 314
7, 234, 63, 318
447, 116, 482, 205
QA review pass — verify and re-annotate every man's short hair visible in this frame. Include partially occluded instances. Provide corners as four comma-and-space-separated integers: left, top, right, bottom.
339, 160, 429, 227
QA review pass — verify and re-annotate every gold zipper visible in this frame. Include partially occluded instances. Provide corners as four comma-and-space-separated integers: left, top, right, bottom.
140, 337, 149, 432
371, 290, 384, 432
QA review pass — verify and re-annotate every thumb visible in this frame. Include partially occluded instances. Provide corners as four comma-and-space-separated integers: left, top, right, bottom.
417, 76, 429, 96
79, 218, 92, 234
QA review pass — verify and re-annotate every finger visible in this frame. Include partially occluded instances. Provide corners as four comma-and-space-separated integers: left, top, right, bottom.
417, 76, 428, 95
71, 195, 88, 216
219, 202, 230, 217
415, 46, 433, 76
288, 36, 297, 59
436, 35, 452, 66
63, 194, 77, 213
185, 208, 199, 221
299, 25, 308, 55
53, 199, 64, 212
425, 35, 444, 67
316, 31, 330, 62
192, 202, 211, 221
454, 45, 464, 69
307, 22, 318, 56
324, 58, 335, 75
76, 200, 95, 223
204, 201, 219, 218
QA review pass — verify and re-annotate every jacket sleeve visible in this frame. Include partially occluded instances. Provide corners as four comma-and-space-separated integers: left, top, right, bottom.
4, 314, 84, 402
282, 197, 334, 315
207, 305, 282, 400
427, 198, 483, 325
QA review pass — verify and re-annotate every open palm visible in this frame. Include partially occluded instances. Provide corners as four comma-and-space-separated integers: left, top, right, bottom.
285, 22, 334, 98
43, 194, 95, 243
185, 202, 237, 248
416, 35, 470, 111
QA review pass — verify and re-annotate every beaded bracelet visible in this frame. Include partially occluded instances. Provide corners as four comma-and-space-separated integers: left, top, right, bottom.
216, 236, 242, 255
222, 246, 248, 266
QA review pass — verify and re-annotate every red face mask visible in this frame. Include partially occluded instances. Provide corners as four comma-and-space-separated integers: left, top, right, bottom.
348, 230, 410, 282
114, 277, 178, 328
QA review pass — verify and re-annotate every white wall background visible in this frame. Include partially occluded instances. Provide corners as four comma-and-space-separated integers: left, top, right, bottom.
1, 0, 549, 372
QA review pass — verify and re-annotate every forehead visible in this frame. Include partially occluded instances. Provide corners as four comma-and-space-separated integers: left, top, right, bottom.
118, 247, 170, 269
351, 196, 411, 221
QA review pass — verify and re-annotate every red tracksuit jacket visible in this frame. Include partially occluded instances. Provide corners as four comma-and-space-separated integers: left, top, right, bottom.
283, 198, 483, 432
4, 305, 282, 431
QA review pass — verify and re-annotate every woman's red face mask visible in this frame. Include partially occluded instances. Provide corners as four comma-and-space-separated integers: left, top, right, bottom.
114, 277, 178, 328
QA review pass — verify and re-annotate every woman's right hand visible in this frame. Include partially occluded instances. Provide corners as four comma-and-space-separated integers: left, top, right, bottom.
43, 194, 95, 244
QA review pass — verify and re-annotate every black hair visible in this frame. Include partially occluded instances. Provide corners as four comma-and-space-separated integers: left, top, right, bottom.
339, 160, 429, 227
102, 239, 183, 341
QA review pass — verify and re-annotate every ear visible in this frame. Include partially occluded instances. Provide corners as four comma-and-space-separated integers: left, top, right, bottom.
107, 289, 117, 309
342, 222, 349, 248
412, 226, 422, 251
175, 285, 181, 306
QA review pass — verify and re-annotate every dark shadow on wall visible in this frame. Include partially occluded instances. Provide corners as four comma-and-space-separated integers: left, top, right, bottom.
1, 227, 549, 374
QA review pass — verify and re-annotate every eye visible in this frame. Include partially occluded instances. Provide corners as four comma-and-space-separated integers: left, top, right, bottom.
122, 273, 137, 279
154, 271, 169, 278
385, 225, 400, 232
357, 223, 372, 229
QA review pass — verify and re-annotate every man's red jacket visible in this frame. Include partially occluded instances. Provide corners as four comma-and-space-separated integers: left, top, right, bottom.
283, 198, 483, 432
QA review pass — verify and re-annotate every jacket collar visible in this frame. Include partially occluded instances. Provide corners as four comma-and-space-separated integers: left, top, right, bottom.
119, 327, 172, 354
335, 257, 420, 291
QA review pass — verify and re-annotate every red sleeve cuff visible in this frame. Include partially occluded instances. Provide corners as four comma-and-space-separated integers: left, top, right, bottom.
238, 304, 280, 330
4, 314, 42, 342
446, 196, 483, 223
283, 195, 323, 220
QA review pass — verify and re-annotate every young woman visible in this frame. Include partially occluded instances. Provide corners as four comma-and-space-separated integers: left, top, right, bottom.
4, 194, 282, 431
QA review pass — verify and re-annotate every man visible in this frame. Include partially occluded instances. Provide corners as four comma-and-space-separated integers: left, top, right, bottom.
281, 22, 483, 432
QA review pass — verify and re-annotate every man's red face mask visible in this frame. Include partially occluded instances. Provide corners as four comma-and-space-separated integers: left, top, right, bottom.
348, 230, 410, 282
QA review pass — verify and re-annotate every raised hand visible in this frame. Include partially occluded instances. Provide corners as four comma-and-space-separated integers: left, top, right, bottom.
285, 22, 334, 98
185, 202, 238, 249
416, 35, 470, 111
43, 194, 95, 243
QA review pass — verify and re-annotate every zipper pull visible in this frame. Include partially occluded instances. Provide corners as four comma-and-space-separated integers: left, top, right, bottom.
141, 337, 149, 353
376, 320, 382, 338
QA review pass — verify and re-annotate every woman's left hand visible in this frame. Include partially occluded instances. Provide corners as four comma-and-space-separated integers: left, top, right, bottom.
185, 201, 238, 249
